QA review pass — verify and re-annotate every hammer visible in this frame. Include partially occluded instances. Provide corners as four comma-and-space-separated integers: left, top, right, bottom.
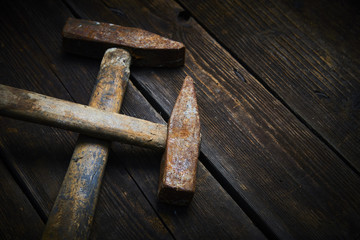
0, 18, 200, 239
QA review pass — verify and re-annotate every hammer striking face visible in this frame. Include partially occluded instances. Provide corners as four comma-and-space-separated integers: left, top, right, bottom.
158, 76, 201, 206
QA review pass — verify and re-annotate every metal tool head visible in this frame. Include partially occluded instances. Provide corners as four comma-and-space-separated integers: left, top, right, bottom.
158, 76, 201, 206
62, 18, 185, 67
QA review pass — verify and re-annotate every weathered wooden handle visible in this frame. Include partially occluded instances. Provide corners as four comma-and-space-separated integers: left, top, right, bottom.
0, 85, 167, 150
41, 48, 130, 239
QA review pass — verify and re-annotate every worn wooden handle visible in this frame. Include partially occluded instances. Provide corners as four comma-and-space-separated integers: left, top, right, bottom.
41, 48, 130, 239
0, 86, 167, 150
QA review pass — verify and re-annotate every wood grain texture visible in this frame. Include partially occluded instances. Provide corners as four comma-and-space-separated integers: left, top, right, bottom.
42, 49, 131, 240
0, 84, 167, 149
0, 0, 265, 239
0, 156, 44, 240
68, 0, 360, 239
113, 83, 265, 240
177, 0, 360, 170
0, 1, 174, 239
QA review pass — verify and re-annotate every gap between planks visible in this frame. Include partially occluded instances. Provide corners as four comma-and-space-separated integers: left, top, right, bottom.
66, 0, 300, 238
1, 1, 175, 238
130, 70, 279, 240
92, 0, 360, 238
172, 0, 360, 177
0, 146, 47, 223
60, 1, 270, 239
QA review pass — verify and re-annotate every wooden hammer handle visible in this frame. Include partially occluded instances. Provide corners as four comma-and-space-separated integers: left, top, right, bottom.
0, 85, 167, 150
41, 48, 130, 239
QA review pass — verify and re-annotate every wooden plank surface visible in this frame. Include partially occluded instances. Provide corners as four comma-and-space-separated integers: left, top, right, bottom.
177, 0, 360, 171
1, 0, 359, 239
62, 0, 360, 239
0, 3, 173, 238
0, 0, 265, 239
0, 155, 44, 240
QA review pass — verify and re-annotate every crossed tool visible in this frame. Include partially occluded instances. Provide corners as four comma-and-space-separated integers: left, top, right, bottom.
0, 18, 200, 239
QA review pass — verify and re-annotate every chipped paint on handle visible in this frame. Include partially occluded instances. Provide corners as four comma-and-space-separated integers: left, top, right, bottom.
158, 76, 201, 206
41, 48, 130, 239
62, 18, 185, 67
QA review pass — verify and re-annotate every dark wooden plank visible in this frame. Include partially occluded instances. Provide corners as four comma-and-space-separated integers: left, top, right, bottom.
0, 2, 174, 239
177, 0, 360, 170
111, 85, 265, 240
0, 155, 44, 240
0, 1, 77, 217
18, 0, 266, 238
65, 0, 360, 239
0, 0, 266, 239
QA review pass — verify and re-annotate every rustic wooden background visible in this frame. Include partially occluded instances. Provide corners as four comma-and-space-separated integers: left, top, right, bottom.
1, 0, 359, 239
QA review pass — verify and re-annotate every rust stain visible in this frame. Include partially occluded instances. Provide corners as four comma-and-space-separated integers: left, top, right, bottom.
158, 76, 201, 206
0, 85, 38, 112
62, 18, 185, 67
42, 48, 131, 239
89, 48, 131, 111
0, 83, 168, 150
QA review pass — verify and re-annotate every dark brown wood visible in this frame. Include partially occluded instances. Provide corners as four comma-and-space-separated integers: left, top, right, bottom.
0, 84, 167, 149
0, 156, 44, 240
177, 0, 360, 171
113, 83, 265, 240
158, 76, 201, 205
0, 0, 266, 239
42, 49, 131, 239
0, 1, 175, 239
69, 0, 360, 239
63, 18, 185, 67
4, 0, 358, 238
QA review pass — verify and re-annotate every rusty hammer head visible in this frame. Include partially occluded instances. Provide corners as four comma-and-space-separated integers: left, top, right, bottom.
158, 76, 201, 206
62, 18, 200, 205
62, 18, 185, 67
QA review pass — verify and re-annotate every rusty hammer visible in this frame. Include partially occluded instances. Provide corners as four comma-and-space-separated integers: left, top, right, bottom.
0, 18, 200, 239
